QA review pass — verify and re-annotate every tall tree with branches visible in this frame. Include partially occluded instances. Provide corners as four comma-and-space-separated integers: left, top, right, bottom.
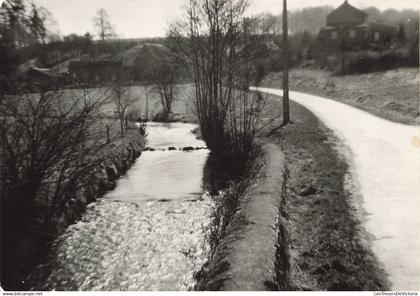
93, 8, 115, 43
168, 0, 267, 159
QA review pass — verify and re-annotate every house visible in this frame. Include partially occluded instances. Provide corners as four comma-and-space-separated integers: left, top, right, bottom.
112, 43, 173, 81
67, 43, 176, 83
318, 0, 396, 50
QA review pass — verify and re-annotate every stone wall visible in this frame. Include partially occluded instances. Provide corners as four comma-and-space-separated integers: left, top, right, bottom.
55, 132, 145, 233
199, 144, 286, 291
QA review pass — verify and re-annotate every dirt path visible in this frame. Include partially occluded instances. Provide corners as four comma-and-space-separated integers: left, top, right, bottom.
256, 87, 420, 290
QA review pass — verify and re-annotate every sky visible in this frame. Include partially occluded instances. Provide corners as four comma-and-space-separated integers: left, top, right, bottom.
27, 0, 420, 39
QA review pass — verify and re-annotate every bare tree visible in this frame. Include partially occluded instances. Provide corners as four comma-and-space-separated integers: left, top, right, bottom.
168, 0, 266, 158
93, 8, 115, 43
111, 79, 133, 136
0, 83, 108, 288
153, 63, 178, 121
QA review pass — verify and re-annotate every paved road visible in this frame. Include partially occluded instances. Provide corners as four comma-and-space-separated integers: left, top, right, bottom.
254, 87, 420, 290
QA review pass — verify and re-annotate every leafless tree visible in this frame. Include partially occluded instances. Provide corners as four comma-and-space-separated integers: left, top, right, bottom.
153, 63, 178, 120
93, 8, 115, 43
0, 83, 108, 288
111, 79, 133, 136
168, 0, 266, 158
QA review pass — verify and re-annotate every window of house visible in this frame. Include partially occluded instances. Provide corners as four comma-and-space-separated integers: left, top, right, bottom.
374, 32, 380, 42
331, 31, 338, 39
349, 30, 356, 38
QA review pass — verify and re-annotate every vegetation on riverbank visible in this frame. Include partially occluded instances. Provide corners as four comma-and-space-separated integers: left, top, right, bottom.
0, 83, 146, 290
266, 96, 389, 290
264, 67, 419, 125
194, 151, 262, 290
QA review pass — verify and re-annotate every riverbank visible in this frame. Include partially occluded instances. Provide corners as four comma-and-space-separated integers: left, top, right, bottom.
265, 95, 389, 290
20, 128, 145, 290
195, 145, 285, 291
263, 68, 419, 125
55, 128, 145, 231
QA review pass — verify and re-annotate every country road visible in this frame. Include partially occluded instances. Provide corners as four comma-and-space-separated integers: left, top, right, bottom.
253, 87, 420, 290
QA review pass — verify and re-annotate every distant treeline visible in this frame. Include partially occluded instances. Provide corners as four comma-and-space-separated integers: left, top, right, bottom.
1, 0, 419, 86
251, 5, 419, 38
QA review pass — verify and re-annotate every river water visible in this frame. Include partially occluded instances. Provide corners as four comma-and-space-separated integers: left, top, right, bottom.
33, 122, 212, 291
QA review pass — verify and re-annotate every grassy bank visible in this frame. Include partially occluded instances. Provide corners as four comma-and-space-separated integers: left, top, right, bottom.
264, 68, 419, 125
266, 96, 389, 290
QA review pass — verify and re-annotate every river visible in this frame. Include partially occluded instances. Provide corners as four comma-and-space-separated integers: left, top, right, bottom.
32, 122, 212, 291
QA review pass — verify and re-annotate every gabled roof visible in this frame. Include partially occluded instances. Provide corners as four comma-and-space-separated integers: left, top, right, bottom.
138, 43, 171, 64
111, 43, 171, 67
327, 1, 367, 26
112, 45, 144, 67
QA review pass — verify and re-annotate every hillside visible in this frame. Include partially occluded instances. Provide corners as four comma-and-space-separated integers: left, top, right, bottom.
264, 67, 419, 125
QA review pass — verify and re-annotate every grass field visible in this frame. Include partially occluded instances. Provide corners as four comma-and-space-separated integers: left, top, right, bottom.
264, 68, 419, 125
60, 84, 196, 121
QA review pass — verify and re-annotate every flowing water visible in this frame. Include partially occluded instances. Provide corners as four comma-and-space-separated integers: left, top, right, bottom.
33, 122, 212, 291
106, 122, 208, 203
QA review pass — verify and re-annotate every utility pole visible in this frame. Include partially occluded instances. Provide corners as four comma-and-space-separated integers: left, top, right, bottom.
282, 0, 290, 125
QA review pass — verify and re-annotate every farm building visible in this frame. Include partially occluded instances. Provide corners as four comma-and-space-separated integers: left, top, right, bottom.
318, 0, 396, 50
68, 43, 176, 83
113, 43, 172, 81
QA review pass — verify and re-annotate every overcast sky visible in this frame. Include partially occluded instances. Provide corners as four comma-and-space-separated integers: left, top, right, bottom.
30, 0, 419, 38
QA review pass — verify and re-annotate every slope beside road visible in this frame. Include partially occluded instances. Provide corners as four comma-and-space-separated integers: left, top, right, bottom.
254, 87, 420, 290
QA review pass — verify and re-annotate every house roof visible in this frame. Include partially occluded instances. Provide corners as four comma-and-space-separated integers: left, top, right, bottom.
140, 43, 171, 64
327, 1, 367, 26
356, 23, 369, 28
369, 22, 396, 30
29, 67, 61, 78
111, 43, 171, 67
112, 45, 144, 67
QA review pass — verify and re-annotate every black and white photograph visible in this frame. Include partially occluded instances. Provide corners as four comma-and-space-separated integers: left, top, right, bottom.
0, 0, 419, 292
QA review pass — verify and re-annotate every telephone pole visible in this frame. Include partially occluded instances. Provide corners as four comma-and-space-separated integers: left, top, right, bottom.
282, 0, 290, 125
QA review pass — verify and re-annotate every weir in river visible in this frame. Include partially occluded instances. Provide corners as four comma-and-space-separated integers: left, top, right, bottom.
31, 122, 212, 291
